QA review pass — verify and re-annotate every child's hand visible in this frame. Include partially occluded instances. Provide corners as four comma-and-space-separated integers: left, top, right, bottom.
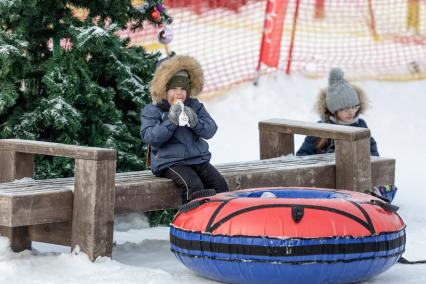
168, 104, 182, 126
184, 106, 198, 128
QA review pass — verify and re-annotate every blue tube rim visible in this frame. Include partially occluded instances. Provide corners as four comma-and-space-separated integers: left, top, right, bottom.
229, 188, 350, 200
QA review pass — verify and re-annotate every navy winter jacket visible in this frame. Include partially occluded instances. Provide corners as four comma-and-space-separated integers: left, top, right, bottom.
140, 98, 217, 175
296, 118, 379, 156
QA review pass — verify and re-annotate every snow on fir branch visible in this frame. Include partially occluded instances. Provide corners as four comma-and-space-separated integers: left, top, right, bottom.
0, 44, 18, 56
110, 53, 146, 103
0, 85, 18, 115
43, 69, 72, 95
41, 97, 80, 127
74, 25, 116, 48
11, 112, 38, 139
0, 0, 13, 8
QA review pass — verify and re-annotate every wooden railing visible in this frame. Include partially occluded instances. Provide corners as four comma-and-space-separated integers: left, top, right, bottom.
0, 139, 116, 260
259, 118, 372, 193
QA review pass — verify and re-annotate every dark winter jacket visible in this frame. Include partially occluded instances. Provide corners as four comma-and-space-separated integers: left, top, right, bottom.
296, 118, 379, 156
140, 98, 217, 175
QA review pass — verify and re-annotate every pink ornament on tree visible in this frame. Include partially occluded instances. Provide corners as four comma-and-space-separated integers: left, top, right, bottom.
158, 27, 173, 45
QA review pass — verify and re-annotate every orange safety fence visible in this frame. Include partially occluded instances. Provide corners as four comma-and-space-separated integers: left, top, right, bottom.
123, 0, 426, 96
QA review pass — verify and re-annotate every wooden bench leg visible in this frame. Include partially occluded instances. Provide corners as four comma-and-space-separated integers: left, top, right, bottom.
0, 226, 31, 252
71, 159, 116, 261
335, 138, 372, 192
1, 151, 34, 252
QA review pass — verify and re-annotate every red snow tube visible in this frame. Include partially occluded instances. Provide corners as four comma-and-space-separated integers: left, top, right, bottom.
170, 187, 406, 284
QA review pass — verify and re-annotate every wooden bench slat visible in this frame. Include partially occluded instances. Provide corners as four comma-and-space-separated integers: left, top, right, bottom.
259, 118, 370, 141
0, 155, 336, 193
0, 191, 73, 227
0, 154, 389, 195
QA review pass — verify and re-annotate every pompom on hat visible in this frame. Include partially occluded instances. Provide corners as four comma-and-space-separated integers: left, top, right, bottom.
325, 68, 359, 113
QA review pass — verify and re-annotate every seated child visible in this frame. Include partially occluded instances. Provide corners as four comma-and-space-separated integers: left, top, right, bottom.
297, 68, 379, 156
296, 68, 398, 202
140, 55, 229, 204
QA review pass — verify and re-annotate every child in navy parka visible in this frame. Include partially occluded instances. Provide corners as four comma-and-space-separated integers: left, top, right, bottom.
140, 55, 229, 204
297, 68, 379, 156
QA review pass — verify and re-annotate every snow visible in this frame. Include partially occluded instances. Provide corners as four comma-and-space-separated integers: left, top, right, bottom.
42, 97, 79, 125
75, 25, 116, 48
1, 73, 425, 283
0, 45, 18, 55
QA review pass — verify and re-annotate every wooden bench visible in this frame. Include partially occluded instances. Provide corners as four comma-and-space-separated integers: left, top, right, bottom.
0, 119, 395, 261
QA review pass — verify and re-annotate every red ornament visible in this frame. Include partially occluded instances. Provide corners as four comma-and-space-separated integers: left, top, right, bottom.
151, 9, 161, 21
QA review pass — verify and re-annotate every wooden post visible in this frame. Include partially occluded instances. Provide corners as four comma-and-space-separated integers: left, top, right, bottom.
367, 0, 379, 41
259, 130, 294, 159
407, 0, 420, 33
71, 158, 116, 261
1, 226, 31, 252
285, 0, 301, 74
0, 151, 34, 182
0, 150, 34, 252
258, 119, 373, 192
335, 138, 372, 193
314, 0, 325, 19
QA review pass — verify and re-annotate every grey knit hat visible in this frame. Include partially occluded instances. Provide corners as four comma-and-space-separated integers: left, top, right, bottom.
325, 68, 359, 113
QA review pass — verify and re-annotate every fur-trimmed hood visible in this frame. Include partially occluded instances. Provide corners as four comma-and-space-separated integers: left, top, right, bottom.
150, 55, 204, 103
315, 84, 369, 121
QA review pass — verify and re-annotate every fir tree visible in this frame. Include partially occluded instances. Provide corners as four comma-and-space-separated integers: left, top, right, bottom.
0, 0, 171, 178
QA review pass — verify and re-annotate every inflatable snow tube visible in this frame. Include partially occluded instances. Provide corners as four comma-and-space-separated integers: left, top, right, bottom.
170, 187, 405, 284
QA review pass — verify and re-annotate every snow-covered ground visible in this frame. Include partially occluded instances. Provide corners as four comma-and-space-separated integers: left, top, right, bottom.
1, 74, 426, 283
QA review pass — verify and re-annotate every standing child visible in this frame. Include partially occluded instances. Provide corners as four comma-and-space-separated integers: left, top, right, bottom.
140, 55, 229, 204
296, 68, 379, 156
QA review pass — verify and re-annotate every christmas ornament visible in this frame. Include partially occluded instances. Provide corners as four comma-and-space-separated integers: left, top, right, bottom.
156, 4, 165, 13
158, 27, 173, 44
151, 9, 161, 21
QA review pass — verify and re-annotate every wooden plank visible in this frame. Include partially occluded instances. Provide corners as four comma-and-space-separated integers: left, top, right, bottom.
115, 163, 336, 213
335, 138, 372, 192
0, 155, 338, 193
0, 179, 73, 191
0, 139, 116, 161
115, 157, 393, 213
115, 181, 181, 214
371, 158, 395, 186
259, 130, 294, 159
0, 222, 72, 248
28, 222, 71, 246
225, 164, 336, 190
6, 192, 73, 227
71, 159, 116, 261
259, 119, 370, 141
